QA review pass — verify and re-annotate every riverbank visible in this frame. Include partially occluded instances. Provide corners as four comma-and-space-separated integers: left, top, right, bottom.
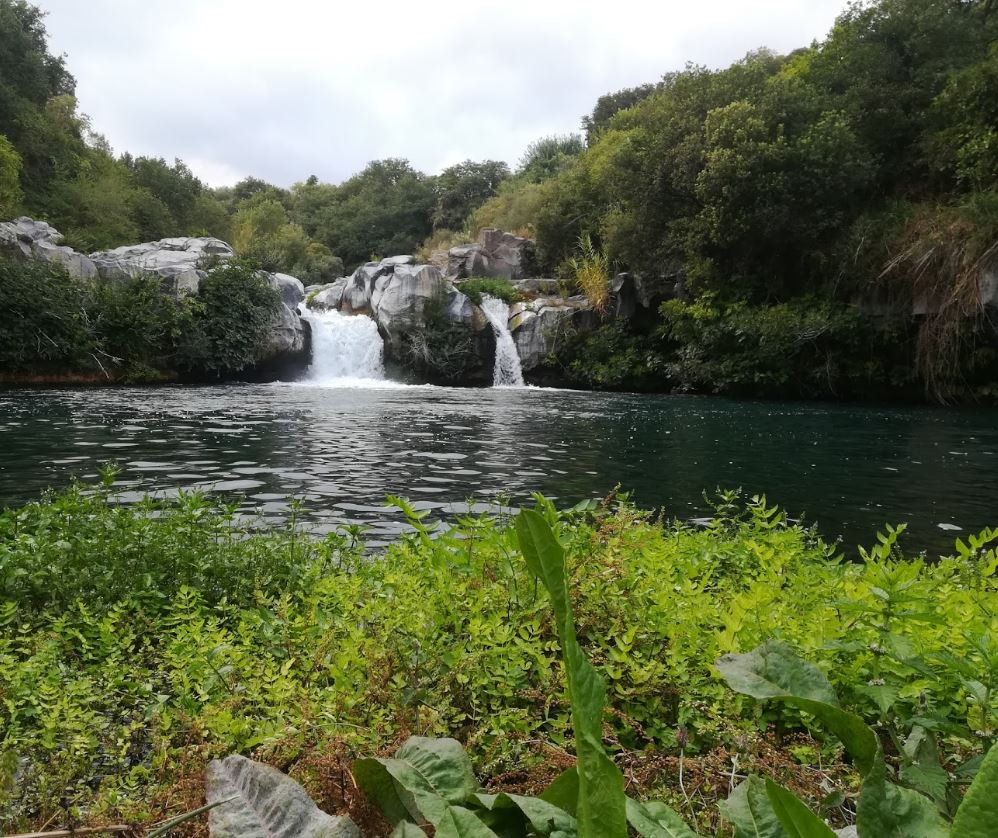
1, 478, 995, 834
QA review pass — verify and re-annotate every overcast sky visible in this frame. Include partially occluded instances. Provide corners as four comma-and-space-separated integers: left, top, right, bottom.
37, 0, 847, 188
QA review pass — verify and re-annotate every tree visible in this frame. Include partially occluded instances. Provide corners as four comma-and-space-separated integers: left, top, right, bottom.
0, 134, 22, 216
517, 134, 585, 183
582, 84, 658, 144
313, 159, 435, 269
122, 155, 205, 235
431, 159, 509, 230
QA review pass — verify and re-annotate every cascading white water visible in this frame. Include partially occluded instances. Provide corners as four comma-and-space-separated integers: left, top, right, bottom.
299, 306, 386, 385
480, 295, 525, 388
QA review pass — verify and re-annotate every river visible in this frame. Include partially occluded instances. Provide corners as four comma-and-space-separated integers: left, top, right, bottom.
1, 383, 995, 553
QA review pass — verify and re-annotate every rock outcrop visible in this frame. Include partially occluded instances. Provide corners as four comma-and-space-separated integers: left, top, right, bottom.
0, 216, 97, 280
510, 296, 597, 372
269, 273, 305, 308
90, 236, 234, 298
306, 258, 495, 383
446, 228, 536, 280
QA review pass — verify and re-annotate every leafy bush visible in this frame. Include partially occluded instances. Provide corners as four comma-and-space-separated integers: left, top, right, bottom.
178, 260, 282, 377
457, 276, 521, 306
0, 255, 93, 372
0, 133, 22, 216
659, 296, 917, 399
550, 321, 669, 391
86, 276, 190, 381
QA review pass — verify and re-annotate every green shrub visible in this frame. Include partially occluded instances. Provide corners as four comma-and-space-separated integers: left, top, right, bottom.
457, 276, 521, 306
550, 321, 669, 391
86, 276, 190, 381
0, 255, 93, 372
659, 296, 917, 399
178, 260, 282, 376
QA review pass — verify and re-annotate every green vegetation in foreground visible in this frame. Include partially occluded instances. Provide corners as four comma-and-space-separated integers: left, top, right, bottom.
1, 477, 996, 834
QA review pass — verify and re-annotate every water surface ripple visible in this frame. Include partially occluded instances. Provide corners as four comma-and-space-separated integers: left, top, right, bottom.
1, 384, 996, 551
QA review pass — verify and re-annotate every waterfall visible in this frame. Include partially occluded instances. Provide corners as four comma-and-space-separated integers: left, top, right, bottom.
299, 307, 386, 385
480, 295, 525, 388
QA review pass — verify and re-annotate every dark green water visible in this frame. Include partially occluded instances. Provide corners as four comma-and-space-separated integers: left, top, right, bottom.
1, 384, 995, 552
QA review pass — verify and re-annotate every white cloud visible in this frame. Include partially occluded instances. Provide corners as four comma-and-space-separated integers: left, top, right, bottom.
37, 0, 846, 186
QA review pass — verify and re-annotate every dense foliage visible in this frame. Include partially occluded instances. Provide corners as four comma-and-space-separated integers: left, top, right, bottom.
474, 0, 998, 401
176, 261, 282, 378
5, 0, 998, 400
1, 481, 995, 833
0, 256, 282, 381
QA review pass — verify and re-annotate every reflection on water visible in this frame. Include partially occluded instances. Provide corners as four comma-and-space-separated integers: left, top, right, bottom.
1, 384, 996, 551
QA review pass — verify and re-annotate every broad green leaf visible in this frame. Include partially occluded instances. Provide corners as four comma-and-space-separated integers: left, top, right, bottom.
392, 824, 430, 838
626, 796, 704, 837
353, 756, 449, 825
395, 737, 478, 804
951, 743, 998, 837
855, 750, 950, 838
540, 766, 579, 816
764, 779, 836, 838
719, 776, 786, 838
516, 508, 628, 838
715, 642, 838, 705
354, 737, 480, 828
434, 804, 503, 838
717, 644, 948, 837
716, 645, 876, 774
485, 792, 577, 835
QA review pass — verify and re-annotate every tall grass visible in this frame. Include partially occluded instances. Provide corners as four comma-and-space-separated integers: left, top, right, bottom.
570, 232, 611, 314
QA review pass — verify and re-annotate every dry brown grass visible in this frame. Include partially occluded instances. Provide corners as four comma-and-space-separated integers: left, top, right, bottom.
880, 201, 998, 402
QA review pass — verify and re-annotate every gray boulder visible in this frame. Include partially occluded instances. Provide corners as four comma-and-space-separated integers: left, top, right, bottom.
269, 273, 305, 308
510, 296, 596, 371
307, 279, 347, 311
479, 228, 536, 280
0, 216, 97, 280
340, 262, 394, 314
446, 228, 537, 280
264, 303, 308, 359
90, 236, 234, 298
206, 755, 359, 838
371, 264, 450, 336
448, 243, 491, 279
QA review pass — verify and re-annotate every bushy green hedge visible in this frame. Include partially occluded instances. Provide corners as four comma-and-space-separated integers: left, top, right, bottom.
1, 482, 995, 832
0, 256, 282, 381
